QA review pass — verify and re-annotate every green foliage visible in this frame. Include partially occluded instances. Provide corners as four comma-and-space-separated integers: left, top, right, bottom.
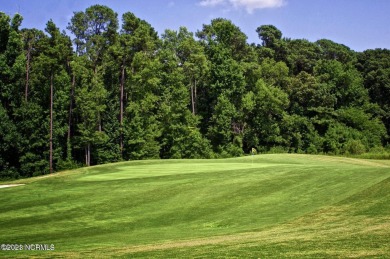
336, 107, 386, 148
14, 102, 49, 176
124, 51, 162, 160
323, 122, 370, 155
125, 100, 161, 160
197, 18, 248, 60
0, 104, 19, 179
256, 25, 287, 61
243, 80, 289, 150
73, 59, 108, 149
287, 71, 336, 115
343, 139, 366, 155
0, 8, 389, 178
67, 5, 118, 56
282, 114, 322, 153
286, 39, 321, 74
267, 146, 289, 154
208, 94, 238, 153
316, 39, 356, 64
353, 146, 390, 159
358, 49, 390, 138
256, 25, 282, 48
258, 58, 289, 87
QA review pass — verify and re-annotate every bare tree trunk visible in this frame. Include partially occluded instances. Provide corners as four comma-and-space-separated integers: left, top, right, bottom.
88, 144, 91, 166
93, 66, 102, 132
68, 75, 75, 142
98, 115, 102, 132
194, 79, 197, 115
120, 65, 125, 157
85, 144, 91, 166
25, 43, 31, 102
66, 74, 75, 160
191, 83, 195, 115
49, 74, 54, 174
85, 146, 88, 166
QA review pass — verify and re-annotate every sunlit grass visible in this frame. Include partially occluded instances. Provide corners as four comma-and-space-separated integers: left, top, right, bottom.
0, 154, 389, 258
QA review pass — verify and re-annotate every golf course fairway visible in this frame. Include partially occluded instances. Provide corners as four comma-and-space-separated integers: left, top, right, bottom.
0, 154, 389, 258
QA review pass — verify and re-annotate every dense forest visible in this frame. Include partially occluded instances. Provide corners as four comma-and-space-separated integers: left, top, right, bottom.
1, 5, 390, 179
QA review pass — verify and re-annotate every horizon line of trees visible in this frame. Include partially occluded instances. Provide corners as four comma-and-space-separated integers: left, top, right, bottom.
1, 5, 390, 179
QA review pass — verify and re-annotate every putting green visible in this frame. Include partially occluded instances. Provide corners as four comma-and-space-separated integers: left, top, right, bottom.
78, 161, 290, 181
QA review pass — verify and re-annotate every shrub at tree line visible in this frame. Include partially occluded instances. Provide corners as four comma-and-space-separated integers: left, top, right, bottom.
1, 5, 390, 178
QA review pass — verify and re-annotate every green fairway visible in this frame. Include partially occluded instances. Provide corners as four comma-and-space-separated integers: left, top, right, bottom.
0, 154, 389, 258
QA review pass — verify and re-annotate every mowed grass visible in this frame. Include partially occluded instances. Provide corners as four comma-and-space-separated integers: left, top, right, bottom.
0, 154, 389, 258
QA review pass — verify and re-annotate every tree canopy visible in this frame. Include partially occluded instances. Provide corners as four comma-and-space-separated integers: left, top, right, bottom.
1, 6, 389, 179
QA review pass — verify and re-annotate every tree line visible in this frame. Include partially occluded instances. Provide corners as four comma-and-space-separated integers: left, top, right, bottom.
1, 5, 390, 178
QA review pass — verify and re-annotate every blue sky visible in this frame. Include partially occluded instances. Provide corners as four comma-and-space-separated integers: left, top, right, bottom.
1, 0, 389, 51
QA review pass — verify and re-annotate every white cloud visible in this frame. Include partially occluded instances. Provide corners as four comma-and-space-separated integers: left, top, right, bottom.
199, 0, 286, 13
231, 0, 285, 12
199, 0, 225, 7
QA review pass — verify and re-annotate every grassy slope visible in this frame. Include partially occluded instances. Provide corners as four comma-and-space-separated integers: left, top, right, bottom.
0, 154, 389, 258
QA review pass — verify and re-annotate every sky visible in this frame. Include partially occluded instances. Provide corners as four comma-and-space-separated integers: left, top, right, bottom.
1, 0, 389, 52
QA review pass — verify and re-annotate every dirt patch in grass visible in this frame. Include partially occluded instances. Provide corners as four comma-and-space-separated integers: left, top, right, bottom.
0, 184, 25, 189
